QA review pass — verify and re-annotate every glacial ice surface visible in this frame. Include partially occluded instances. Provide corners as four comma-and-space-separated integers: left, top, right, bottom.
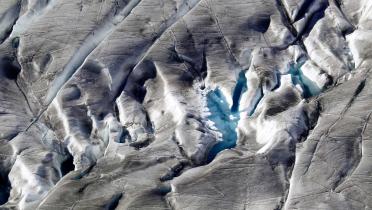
289, 61, 322, 97
0, 0, 371, 209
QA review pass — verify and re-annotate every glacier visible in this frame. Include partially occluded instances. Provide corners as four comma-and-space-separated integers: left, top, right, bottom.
0, 0, 372, 209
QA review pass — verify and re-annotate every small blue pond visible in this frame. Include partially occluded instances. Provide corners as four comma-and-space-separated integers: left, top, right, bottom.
289, 62, 321, 98
205, 63, 321, 161
231, 71, 248, 112
206, 71, 247, 162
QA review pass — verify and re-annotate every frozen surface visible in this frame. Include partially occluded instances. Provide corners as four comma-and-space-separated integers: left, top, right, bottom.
289, 61, 322, 97
0, 0, 372, 209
